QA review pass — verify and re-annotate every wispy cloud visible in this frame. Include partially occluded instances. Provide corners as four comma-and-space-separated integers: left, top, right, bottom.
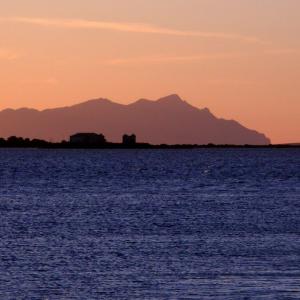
106, 48, 300, 65
0, 48, 21, 61
264, 48, 299, 55
44, 78, 59, 85
105, 53, 244, 65
1, 17, 266, 44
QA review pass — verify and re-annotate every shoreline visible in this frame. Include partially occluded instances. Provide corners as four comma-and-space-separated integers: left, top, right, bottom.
0, 143, 299, 149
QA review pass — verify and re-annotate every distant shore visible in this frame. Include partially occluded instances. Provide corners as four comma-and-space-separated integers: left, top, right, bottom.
0, 137, 299, 149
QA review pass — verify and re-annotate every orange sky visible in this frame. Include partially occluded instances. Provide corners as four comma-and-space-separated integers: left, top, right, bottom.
0, 0, 299, 143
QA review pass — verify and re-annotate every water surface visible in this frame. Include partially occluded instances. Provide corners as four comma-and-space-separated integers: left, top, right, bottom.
0, 149, 299, 299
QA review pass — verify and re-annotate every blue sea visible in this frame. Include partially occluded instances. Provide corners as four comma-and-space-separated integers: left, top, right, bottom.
0, 149, 299, 299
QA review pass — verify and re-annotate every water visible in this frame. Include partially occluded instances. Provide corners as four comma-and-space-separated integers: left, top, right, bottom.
0, 148, 299, 299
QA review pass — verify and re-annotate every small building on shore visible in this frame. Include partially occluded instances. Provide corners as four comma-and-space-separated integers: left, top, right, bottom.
70, 133, 106, 146
122, 134, 136, 146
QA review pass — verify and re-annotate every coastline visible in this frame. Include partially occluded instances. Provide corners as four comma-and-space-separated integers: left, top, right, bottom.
0, 143, 299, 149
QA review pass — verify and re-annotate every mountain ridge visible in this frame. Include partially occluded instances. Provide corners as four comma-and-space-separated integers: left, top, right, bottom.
0, 94, 271, 145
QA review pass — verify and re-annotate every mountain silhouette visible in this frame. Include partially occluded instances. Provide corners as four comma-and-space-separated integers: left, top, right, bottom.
0, 94, 270, 145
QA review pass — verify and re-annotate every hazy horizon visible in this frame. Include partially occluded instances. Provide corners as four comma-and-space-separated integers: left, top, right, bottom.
1, 0, 299, 143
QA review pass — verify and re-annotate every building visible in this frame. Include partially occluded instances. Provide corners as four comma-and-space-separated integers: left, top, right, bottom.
122, 134, 136, 146
70, 133, 106, 146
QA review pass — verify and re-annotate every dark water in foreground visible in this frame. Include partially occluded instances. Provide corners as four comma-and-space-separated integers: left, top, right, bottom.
0, 149, 299, 299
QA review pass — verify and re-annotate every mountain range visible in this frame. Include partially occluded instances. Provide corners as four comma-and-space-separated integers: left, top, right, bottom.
0, 94, 270, 145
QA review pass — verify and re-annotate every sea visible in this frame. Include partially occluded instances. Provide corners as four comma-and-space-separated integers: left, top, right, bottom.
0, 148, 299, 299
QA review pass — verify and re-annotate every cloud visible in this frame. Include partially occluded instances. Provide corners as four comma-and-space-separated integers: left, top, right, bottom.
105, 53, 244, 65
105, 48, 300, 65
1, 17, 265, 44
44, 78, 59, 85
0, 48, 21, 61
264, 48, 299, 55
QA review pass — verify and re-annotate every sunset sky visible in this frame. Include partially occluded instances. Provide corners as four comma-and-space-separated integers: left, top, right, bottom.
0, 0, 299, 143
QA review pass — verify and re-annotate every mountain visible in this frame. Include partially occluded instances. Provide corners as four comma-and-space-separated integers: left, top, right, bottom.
0, 94, 270, 145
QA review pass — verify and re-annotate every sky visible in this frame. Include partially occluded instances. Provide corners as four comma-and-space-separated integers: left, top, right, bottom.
0, 0, 299, 143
